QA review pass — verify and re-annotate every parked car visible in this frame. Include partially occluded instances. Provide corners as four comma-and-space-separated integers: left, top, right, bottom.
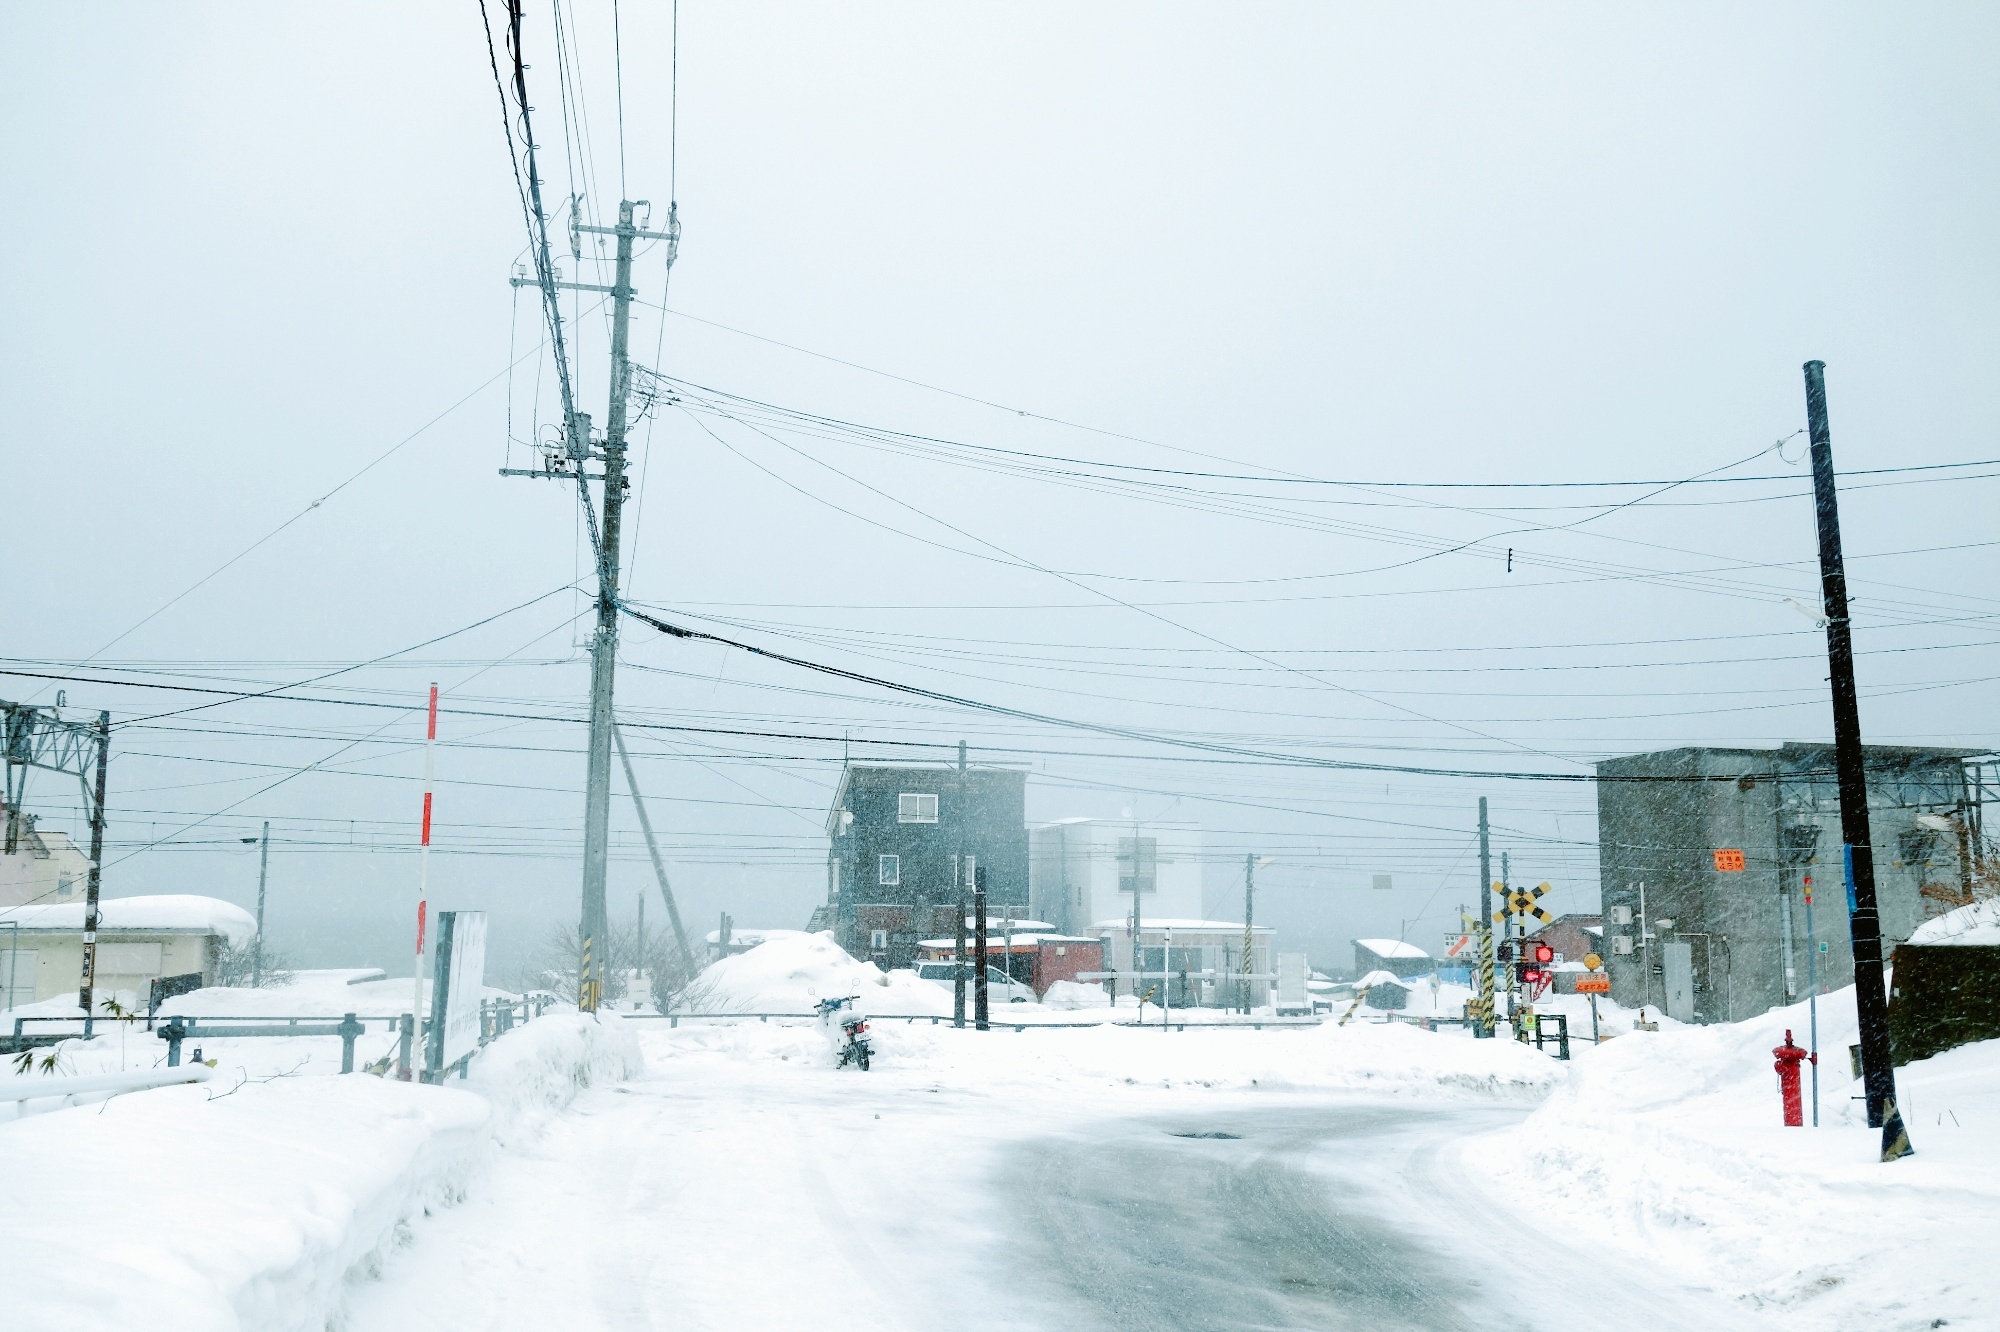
911, 960, 1033, 1003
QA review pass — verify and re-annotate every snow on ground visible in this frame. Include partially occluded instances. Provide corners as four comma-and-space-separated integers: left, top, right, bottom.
0, 1007, 639, 1332
1481, 985, 2000, 1331
647, 1009, 1562, 1103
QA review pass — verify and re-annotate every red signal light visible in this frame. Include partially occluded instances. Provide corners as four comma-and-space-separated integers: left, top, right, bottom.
1533, 943, 1554, 965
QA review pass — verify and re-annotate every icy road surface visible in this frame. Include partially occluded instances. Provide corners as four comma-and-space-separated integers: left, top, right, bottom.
346, 1021, 1751, 1332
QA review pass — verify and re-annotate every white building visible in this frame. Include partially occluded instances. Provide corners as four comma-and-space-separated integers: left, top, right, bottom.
1029, 820, 1279, 1006
0, 895, 254, 1011
0, 817, 94, 909
1028, 818, 1204, 934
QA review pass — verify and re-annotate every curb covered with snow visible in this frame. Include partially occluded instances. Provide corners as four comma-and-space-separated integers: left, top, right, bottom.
0, 1012, 641, 1332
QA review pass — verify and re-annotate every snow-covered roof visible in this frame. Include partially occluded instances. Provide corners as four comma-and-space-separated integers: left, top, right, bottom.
0, 894, 255, 946
1090, 918, 1274, 933
917, 933, 1097, 950
1356, 969, 1407, 989
1355, 938, 1429, 959
1907, 898, 2000, 947
703, 927, 806, 947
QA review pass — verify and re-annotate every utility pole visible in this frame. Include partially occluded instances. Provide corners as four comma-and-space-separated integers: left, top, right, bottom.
953, 855, 967, 1029
973, 867, 990, 1030
1241, 854, 1255, 1016
1803, 360, 1912, 1161
1475, 798, 1495, 1038
252, 820, 271, 988
78, 710, 109, 1038
505, 198, 673, 1012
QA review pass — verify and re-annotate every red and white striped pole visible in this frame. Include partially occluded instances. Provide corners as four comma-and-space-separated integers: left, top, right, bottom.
410, 682, 438, 1078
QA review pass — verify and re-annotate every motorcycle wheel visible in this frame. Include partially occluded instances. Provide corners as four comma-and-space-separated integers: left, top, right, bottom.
857, 1048, 870, 1071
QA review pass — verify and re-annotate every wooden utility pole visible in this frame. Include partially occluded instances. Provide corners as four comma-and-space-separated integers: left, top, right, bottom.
1474, 798, 1495, 1038
1802, 359, 1912, 1161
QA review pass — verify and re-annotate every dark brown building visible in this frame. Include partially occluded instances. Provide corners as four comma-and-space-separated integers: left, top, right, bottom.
823, 760, 1029, 968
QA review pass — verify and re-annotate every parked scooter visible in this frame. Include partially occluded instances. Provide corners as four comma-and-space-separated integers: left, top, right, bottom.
815, 994, 873, 1071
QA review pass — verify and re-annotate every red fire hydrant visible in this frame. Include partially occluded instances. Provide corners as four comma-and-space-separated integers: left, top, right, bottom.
1773, 1029, 1811, 1127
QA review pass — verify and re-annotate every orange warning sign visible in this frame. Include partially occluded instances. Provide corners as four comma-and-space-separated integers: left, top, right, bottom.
1576, 974, 1611, 994
1713, 848, 1746, 873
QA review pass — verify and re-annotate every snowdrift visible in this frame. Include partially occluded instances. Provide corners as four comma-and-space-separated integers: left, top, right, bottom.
1483, 987, 2000, 1330
0, 1011, 640, 1332
679, 930, 953, 1017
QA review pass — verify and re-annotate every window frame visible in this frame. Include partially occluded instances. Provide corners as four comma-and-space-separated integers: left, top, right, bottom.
878, 853, 900, 886
897, 792, 939, 824
869, 929, 889, 952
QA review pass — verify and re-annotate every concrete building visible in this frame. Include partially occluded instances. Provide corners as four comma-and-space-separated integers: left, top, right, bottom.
1028, 818, 1205, 934
823, 760, 1028, 969
0, 895, 254, 1010
1595, 742, 1986, 1024
0, 815, 93, 910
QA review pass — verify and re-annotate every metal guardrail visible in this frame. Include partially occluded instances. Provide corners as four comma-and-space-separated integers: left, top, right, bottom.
12, 996, 554, 1078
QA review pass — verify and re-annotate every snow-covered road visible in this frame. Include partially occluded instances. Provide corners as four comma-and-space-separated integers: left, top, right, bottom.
344, 1021, 1752, 1332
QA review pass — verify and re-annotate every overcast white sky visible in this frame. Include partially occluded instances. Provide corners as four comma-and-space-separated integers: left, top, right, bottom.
5, 3, 1998, 977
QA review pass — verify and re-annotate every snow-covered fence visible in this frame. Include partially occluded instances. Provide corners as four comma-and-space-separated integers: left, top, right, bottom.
0, 1064, 213, 1110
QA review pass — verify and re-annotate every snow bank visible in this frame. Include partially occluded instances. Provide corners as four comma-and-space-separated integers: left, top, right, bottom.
648, 1009, 1561, 1102
1042, 979, 1111, 1009
1907, 895, 2000, 946
0, 1011, 639, 1332
1482, 987, 2000, 1329
679, 930, 952, 1017
0, 893, 256, 945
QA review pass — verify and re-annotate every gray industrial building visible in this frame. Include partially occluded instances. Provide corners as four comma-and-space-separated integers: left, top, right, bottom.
1595, 742, 1989, 1024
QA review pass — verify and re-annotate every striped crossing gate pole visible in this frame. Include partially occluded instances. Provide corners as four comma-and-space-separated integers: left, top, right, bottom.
408, 683, 438, 1079
1468, 907, 1496, 1036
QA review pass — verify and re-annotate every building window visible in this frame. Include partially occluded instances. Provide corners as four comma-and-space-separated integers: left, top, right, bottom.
898, 793, 938, 823
879, 854, 900, 886
1118, 836, 1157, 894
870, 929, 889, 952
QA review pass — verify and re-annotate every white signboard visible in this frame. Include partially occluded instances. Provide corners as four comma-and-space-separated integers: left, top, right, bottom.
429, 910, 488, 1072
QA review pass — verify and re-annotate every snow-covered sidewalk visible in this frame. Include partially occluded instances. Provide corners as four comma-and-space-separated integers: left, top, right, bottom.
0, 1008, 640, 1332
1483, 986, 2000, 1331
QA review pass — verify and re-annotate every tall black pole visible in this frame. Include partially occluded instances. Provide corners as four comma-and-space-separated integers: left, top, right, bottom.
973, 868, 990, 1031
1803, 359, 1911, 1161
953, 855, 967, 1029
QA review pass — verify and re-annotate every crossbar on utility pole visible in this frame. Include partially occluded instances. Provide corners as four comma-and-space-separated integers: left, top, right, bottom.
1802, 359, 1912, 1162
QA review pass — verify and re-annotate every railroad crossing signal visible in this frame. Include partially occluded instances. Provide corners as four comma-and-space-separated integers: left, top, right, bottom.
1493, 882, 1553, 924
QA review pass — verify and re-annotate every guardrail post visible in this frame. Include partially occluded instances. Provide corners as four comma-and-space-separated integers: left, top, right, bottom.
397, 1013, 413, 1080
159, 1016, 186, 1067
1557, 1014, 1571, 1061
338, 1013, 363, 1073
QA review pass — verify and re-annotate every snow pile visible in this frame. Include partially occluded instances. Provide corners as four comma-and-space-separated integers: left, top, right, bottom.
679, 930, 953, 1017
0, 1010, 639, 1332
1907, 896, 2000, 946
0, 893, 256, 945
650, 1010, 1561, 1102
1041, 979, 1111, 1009
1482, 987, 2000, 1329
